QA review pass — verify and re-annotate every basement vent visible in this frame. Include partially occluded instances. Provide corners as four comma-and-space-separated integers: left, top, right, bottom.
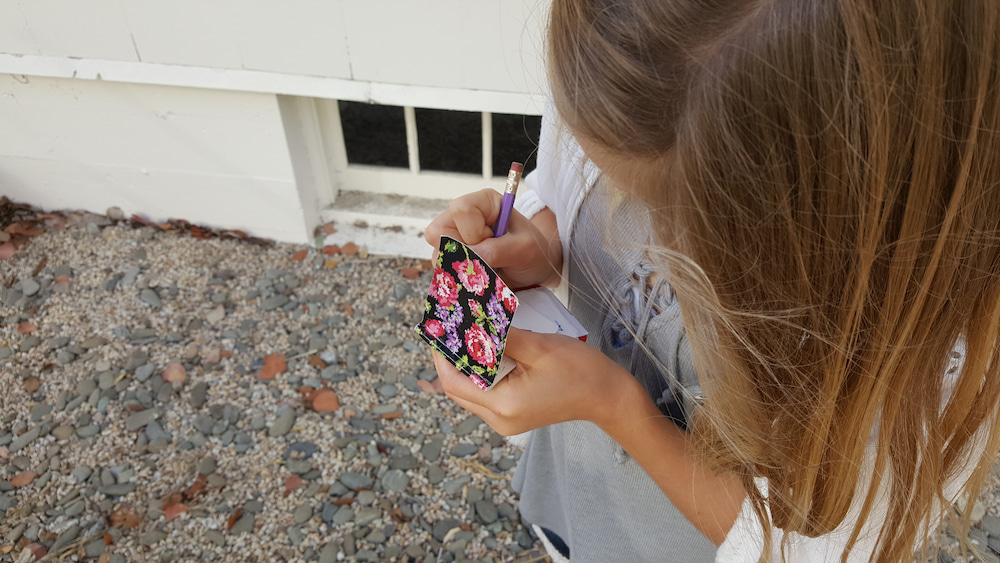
338, 101, 540, 178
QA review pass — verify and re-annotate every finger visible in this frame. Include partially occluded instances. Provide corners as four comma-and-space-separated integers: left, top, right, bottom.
501, 326, 548, 363
450, 189, 502, 244
433, 351, 490, 400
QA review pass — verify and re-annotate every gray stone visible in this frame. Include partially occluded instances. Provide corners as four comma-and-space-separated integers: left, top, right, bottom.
85, 538, 106, 557
497, 456, 517, 471
98, 371, 116, 390
287, 525, 306, 547
56, 350, 76, 364
145, 421, 172, 443
21, 336, 43, 352
333, 505, 355, 525
308, 335, 327, 351
64, 499, 86, 518
101, 467, 116, 486
29, 403, 52, 422
3, 289, 22, 307
321, 502, 337, 524
341, 472, 374, 490
77, 423, 100, 438
442, 476, 472, 496
5, 523, 25, 544
261, 295, 290, 311
46, 336, 70, 350
381, 469, 409, 494
356, 490, 376, 505
125, 409, 158, 431
389, 455, 420, 471
379, 384, 398, 399
293, 504, 313, 525
99, 483, 137, 496
427, 465, 445, 485
474, 500, 499, 524
286, 459, 313, 475
0, 495, 16, 512
0, 347, 10, 359
9, 426, 40, 453
432, 518, 462, 542
319, 543, 339, 563
81, 336, 108, 349
140, 288, 162, 308
198, 456, 217, 475
269, 409, 296, 437
121, 266, 141, 288
193, 415, 214, 435
497, 503, 518, 521
454, 416, 483, 437
52, 425, 75, 440
355, 506, 381, 526
320, 350, 338, 364
421, 436, 444, 462
229, 513, 255, 534
206, 530, 226, 546
21, 279, 41, 297
984, 514, 1000, 537
450, 443, 478, 458
251, 415, 267, 431
71, 467, 93, 483
140, 530, 167, 546
126, 350, 149, 371
223, 404, 240, 425
133, 364, 154, 383
284, 441, 318, 460
51, 524, 80, 553
189, 382, 208, 408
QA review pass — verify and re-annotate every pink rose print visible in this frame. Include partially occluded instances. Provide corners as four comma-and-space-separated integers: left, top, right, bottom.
468, 373, 490, 391
424, 319, 445, 339
429, 268, 459, 307
496, 278, 517, 313
464, 324, 497, 368
468, 299, 485, 318
453, 259, 489, 296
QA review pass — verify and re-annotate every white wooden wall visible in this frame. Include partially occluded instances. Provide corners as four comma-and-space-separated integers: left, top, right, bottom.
0, 1, 550, 245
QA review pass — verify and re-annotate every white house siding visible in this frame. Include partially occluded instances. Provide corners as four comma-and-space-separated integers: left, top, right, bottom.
0, 75, 309, 243
0, 1, 550, 247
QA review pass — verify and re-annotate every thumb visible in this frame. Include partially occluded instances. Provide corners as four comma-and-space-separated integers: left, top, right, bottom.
502, 326, 547, 363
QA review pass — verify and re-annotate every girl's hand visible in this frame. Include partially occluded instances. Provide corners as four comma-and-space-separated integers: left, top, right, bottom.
424, 189, 562, 289
433, 327, 642, 435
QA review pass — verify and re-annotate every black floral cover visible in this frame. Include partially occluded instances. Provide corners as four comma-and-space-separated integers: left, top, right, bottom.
415, 236, 518, 390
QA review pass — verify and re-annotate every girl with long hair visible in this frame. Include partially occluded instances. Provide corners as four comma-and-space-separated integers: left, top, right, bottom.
425, 0, 1000, 560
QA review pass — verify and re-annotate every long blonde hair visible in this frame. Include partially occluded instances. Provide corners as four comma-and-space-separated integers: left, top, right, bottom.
550, 0, 1000, 561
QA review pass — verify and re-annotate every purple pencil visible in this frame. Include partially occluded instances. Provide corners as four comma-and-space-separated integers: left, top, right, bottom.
493, 161, 524, 237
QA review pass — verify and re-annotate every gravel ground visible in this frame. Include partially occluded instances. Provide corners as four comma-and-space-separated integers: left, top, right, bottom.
2, 211, 1000, 563
0, 215, 550, 563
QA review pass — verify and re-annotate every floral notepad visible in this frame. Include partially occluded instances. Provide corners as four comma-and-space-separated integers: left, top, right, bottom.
415, 236, 518, 390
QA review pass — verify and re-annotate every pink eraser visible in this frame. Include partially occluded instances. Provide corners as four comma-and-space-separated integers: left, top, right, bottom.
510, 162, 524, 173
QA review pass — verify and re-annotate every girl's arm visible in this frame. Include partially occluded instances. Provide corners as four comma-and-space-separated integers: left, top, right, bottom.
434, 327, 745, 545
603, 376, 746, 545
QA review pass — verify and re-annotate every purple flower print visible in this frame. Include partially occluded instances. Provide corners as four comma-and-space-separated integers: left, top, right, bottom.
486, 295, 508, 337
445, 331, 462, 354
